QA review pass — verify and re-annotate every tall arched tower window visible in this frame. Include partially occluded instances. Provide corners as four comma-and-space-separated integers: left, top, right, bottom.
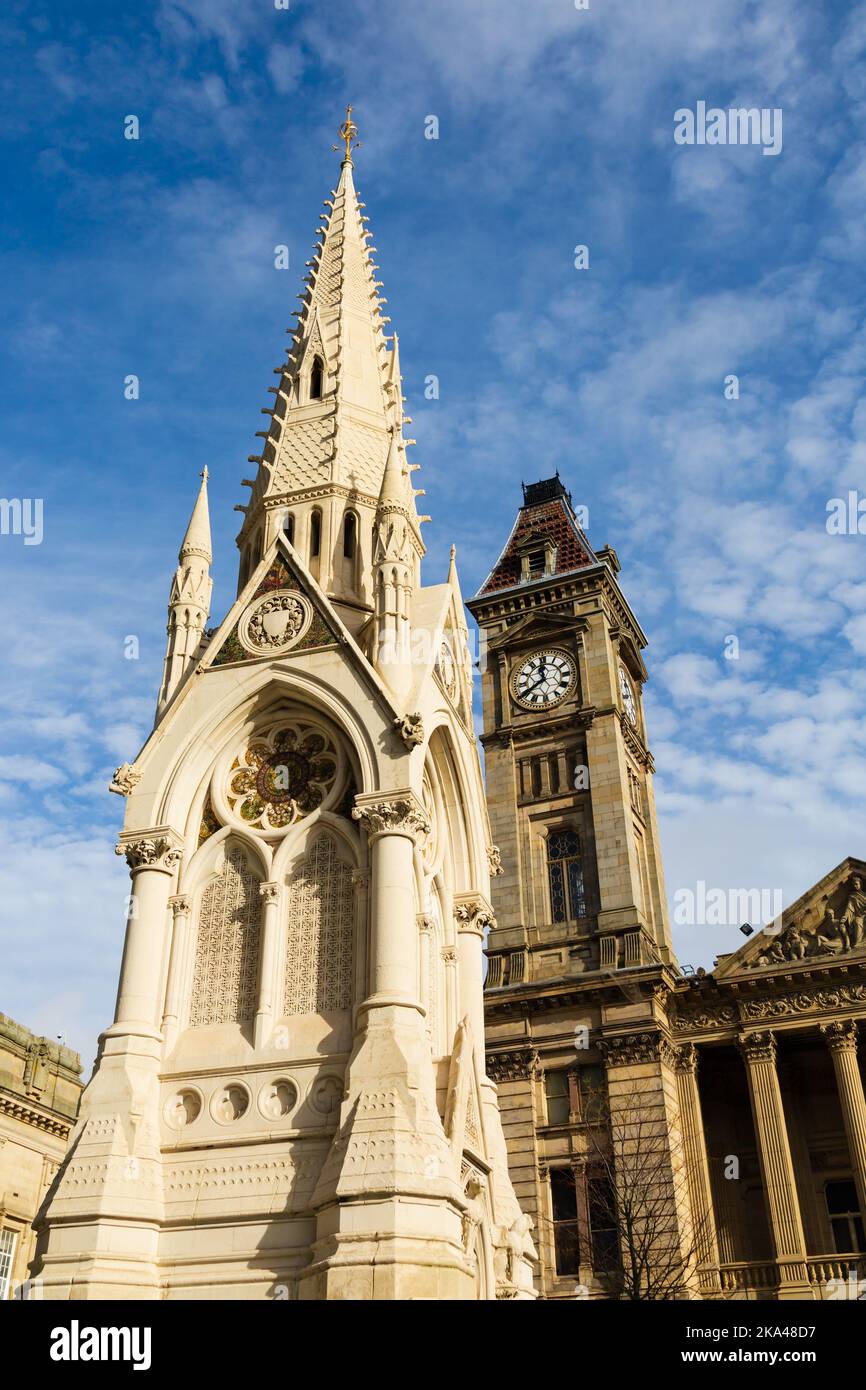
189, 845, 263, 1027
343, 511, 357, 559
283, 511, 295, 544
310, 509, 322, 559
283, 834, 354, 1015
547, 830, 586, 923
310, 357, 324, 400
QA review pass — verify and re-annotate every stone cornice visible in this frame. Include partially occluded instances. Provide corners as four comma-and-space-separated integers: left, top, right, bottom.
467, 564, 649, 652
671, 977, 866, 1034
0, 1089, 74, 1139
598, 1029, 677, 1069
486, 1048, 541, 1083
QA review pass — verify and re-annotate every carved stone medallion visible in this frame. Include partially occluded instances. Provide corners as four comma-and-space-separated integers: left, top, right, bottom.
238, 589, 312, 655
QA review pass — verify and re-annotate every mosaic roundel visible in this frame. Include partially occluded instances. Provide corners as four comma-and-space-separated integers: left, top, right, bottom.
226, 721, 340, 832
238, 589, 313, 655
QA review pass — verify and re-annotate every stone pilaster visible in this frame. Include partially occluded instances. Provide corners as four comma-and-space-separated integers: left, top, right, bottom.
738, 1031, 813, 1299
161, 894, 191, 1053
673, 1043, 721, 1295
453, 893, 496, 1076
820, 1021, 866, 1228
254, 882, 281, 1048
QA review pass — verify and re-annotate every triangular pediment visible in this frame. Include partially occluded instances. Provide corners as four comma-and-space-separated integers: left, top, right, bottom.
203, 540, 341, 671
487, 609, 587, 653
714, 856, 866, 980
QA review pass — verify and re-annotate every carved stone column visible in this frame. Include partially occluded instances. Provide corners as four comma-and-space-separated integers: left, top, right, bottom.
109, 831, 182, 1037
570, 1157, 593, 1284
161, 894, 191, 1052
674, 1043, 722, 1295
352, 791, 430, 1012
453, 893, 495, 1073
821, 1020, 866, 1227
418, 914, 433, 1041
738, 1031, 813, 1298
306, 790, 469, 1300
255, 882, 281, 1048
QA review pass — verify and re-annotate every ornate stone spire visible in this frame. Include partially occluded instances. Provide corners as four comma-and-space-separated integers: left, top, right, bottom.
236, 115, 423, 628
372, 432, 417, 698
156, 469, 213, 718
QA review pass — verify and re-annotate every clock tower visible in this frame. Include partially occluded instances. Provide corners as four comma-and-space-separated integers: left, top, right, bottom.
467, 476, 689, 1299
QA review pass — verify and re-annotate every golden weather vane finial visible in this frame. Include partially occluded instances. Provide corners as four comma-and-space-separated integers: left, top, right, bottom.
333, 104, 361, 163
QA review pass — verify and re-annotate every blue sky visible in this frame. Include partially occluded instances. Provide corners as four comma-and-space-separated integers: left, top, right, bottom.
2, 0, 865, 1060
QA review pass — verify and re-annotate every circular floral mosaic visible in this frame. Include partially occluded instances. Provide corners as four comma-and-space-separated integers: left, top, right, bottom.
226, 722, 339, 831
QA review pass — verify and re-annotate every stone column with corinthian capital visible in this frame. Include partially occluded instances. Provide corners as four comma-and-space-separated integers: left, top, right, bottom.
820, 1020, 866, 1228
738, 1030, 813, 1299
109, 830, 183, 1038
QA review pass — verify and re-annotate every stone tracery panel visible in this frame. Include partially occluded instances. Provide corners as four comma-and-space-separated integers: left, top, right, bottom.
283, 834, 354, 1016
189, 846, 263, 1027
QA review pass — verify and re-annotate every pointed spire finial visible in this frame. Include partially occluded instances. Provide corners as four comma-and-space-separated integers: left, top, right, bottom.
200, 464, 209, 482
333, 105, 361, 165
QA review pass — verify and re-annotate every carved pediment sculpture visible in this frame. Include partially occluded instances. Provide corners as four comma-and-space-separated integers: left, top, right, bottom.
747, 873, 866, 969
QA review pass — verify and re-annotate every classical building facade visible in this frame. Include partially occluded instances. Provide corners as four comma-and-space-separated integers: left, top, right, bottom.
470, 478, 866, 1301
0, 1014, 82, 1299
33, 115, 535, 1301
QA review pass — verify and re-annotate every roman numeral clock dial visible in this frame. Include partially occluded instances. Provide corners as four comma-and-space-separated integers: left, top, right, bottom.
510, 649, 577, 710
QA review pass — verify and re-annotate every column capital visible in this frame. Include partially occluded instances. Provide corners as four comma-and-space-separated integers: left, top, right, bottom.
453, 892, 496, 936
674, 1041, 700, 1074
738, 1029, 777, 1065
115, 829, 183, 875
486, 1048, 541, 1083
168, 894, 190, 916
599, 1029, 675, 1069
259, 881, 280, 904
351, 789, 430, 844
820, 1019, 859, 1054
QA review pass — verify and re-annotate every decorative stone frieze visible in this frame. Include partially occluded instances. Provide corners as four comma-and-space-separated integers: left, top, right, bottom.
598, 1030, 676, 1069
486, 1049, 541, 1083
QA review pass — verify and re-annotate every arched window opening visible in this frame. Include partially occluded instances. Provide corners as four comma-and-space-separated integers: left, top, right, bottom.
283, 512, 295, 545
310, 357, 324, 400
283, 834, 354, 1015
310, 510, 321, 558
343, 511, 357, 559
547, 829, 586, 923
189, 846, 263, 1027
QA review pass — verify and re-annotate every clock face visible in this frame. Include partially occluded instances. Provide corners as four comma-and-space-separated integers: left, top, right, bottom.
619, 666, 637, 724
511, 650, 576, 710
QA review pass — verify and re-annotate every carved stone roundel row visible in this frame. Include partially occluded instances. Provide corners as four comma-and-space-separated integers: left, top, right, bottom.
238, 589, 313, 655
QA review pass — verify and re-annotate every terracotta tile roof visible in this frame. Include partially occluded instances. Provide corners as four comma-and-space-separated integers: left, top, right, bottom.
477, 478, 597, 595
